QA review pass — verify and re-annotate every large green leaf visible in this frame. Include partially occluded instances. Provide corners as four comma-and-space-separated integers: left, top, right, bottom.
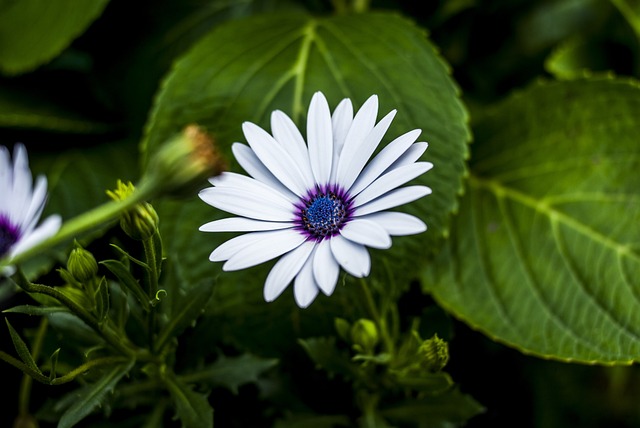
424, 77, 640, 364
0, 0, 110, 75
144, 11, 468, 318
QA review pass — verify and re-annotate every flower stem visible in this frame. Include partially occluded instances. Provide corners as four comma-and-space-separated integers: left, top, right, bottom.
358, 279, 395, 354
3, 179, 158, 270
142, 236, 159, 350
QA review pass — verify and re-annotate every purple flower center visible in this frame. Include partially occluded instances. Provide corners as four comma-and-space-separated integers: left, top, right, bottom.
296, 186, 353, 241
0, 215, 19, 258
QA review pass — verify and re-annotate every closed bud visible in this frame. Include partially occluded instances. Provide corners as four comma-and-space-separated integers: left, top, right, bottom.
350, 318, 379, 353
107, 180, 159, 240
67, 242, 98, 282
419, 334, 449, 372
144, 124, 226, 197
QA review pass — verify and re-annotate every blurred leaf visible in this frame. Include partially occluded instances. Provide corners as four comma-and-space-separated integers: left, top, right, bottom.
3, 305, 67, 316
0, 86, 111, 133
144, 10, 468, 342
299, 336, 360, 380
0, 0, 110, 75
189, 352, 278, 394
545, 37, 611, 79
57, 359, 134, 428
380, 387, 485, 427
610, 0, 640, 37
274, 413, 351, 428
424, 77, 640, 364
163, 372, 214, 428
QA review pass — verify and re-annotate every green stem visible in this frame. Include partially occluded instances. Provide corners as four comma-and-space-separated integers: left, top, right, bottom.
2, 179, 158, 270
358, 279, 395, 354
143, 237, 159, 350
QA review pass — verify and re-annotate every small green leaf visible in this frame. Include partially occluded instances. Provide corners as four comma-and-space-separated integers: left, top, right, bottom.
57, 359, 135, 428
298, 337, 360, 380
101, 259, 150, 312
94, 277, 110, 323
5, 318, 42, 375
3, 305, 68, 316
380, 388, 485, 427
424, 77, 640, 363
193, 353, 278, 394
0, 0, 110, 74
163, 372, 214, 428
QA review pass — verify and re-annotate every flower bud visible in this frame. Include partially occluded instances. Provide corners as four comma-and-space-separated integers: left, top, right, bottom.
144, 124, 226, 197
350, 318, 379, 353
419, 334, 449, 372
107, 180, 159, 240
67, 242, 98, 282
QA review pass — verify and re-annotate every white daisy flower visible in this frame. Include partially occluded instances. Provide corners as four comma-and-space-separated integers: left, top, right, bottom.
0, 144, 62, 275
199, 92, 432, 308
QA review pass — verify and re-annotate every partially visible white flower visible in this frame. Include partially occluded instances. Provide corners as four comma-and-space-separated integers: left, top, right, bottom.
0, 144, 62, 275
199, 92, 432, 308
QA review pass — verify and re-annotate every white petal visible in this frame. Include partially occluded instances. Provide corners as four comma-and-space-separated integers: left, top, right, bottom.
329, 98, 353, 182
209, 232, 263, 262
358, 212, 427, 236
243, 122, 309, 196
270, 110, 315, 188
340, 219, 391, 249
349, 130, 421, 197
0, 146, 11, 210
313, 239, 340, 296
209, 171, 297, 204
9, 215, 61, 258
294, 252, 320, 308
340, 110, 396, 191
386, 141, 429, 172
264, 241, 315, 302
223, 229, 306, 271
307, 92, 333, 186
353, 162, 433, 208
199, 217, 293, 232
231, 143, 298, 201
198, 186, 294, 222
9, 144, 33, 224
355, 186, 432, 216
335, 95, 378, 187
20, 176, 49, 233
329, 235, 370, 278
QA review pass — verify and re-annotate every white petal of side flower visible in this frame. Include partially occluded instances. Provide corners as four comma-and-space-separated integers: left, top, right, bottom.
199, 91, 432, 308
0, 144, 61, 275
